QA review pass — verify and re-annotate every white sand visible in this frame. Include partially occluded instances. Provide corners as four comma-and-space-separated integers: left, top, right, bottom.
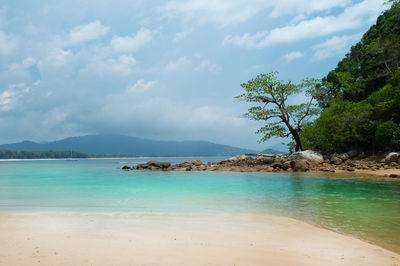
0, 213, 399, 266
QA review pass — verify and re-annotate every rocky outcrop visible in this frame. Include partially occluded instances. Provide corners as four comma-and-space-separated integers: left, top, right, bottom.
287, 150, 324, 163
132, 161, 171, 171
122, 150, 400, 176
385, 152, 400, 163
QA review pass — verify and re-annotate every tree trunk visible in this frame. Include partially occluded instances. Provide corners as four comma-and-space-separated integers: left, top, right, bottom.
292, 130, 303, 151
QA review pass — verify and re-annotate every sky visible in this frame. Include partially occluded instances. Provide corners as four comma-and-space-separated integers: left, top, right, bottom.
0, 0, 390, 150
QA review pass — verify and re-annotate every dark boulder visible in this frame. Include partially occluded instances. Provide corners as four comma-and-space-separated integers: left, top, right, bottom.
161, 162, 171, 168
147, 161, 163, 168
192, 160, 203, 166
293, 160, 309, 172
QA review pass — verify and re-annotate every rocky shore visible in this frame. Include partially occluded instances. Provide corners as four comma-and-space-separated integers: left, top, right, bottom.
122, 151, 400, 178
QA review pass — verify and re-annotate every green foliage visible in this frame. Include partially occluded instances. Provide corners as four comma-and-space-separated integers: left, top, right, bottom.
316, 2, 400, 107
303, 3, 400, 153
236, 72, 320, 151
302, 68, 400, 152
375, 120, 400, 150
301, 101, 373, 152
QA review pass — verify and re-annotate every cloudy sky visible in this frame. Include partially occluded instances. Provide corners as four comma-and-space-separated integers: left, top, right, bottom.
0, 0, 389, 150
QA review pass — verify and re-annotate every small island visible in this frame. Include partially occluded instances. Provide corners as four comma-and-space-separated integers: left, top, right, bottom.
123, 150, 400, 178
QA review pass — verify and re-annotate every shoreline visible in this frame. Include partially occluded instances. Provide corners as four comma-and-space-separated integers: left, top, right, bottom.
1, 212, 399, 265
124, 154, 400, 181
0, 156, 225, 162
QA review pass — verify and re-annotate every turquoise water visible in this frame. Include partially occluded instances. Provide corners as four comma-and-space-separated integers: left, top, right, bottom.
0, 157, 400, 252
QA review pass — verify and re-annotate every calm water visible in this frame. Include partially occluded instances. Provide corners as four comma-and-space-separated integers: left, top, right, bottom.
0, 157, 400, 252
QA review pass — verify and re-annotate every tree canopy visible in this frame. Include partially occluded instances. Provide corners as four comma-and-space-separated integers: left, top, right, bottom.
236, 72, 320, 151
316, 1, 400, 108
301, 2, 400, 153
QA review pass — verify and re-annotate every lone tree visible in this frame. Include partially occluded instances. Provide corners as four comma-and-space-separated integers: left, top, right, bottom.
236, 72, 320, 151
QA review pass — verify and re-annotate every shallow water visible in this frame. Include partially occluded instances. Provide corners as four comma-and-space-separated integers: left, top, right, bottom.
0, 157, 399, 252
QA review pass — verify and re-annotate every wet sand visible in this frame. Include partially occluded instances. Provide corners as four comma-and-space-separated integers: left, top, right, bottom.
0, 213, 399, 266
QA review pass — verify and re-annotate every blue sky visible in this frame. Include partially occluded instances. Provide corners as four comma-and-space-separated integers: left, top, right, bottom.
0, 0, 389, 150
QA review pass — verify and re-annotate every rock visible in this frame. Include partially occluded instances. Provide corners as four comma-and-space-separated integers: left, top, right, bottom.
147, 161, 163, 168
270, 162, 283, 169
337, 153, 350, 161
346, 150, 359, 158
258, 156, 275, 164
122, 166, 131, 170
385, 152, 400, 163
192, 160, 203, 166
389, 174, 399, 178
356, 153, 367, 159
288, 150, 324, 163
347, 167, 355, 172
293, 160, 309, 172
161, 162, 171, 168
226, 155, 247, 161
331, 157, 343, 165
136, 163, 149, 169
282, 161, 292, 170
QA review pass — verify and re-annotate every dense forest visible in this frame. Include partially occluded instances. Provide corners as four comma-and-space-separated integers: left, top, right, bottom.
0, 149, 89, 159
301, 1, 400, 153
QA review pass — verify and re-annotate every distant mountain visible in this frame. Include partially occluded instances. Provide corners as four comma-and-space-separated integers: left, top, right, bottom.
268, 143, 289, 153
0, 134, 257, 157
260, 148, 285, 155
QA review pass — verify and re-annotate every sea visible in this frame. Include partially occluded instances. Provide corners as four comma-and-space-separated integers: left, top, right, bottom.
0, 157, 399, 252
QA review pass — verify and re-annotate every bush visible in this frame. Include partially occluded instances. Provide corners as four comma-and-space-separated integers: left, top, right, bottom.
301, 101, 373, 152
375, 120, 400, 150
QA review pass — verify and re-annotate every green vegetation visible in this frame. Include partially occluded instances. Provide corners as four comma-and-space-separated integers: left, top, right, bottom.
238, 2, 400, 153
300, 2, 400, 153
0, 149, 88, 159
236, 72, 320, 151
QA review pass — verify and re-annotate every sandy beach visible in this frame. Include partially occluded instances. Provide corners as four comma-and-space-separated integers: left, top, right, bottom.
0, 213, 399, 266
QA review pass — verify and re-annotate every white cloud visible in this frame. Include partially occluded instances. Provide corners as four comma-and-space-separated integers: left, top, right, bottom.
172, 29, 193, 42
165, 56, 191, 71
194, 60, 221, 72
312, 33, 362, 60
163, 0, 351, 25
270, 0, 350, 18
8, 83, 25, 89
110, 28, 156, 52
45, 48, 73, 67
0, 31, 17, 55
164, 56, 220, 73
7, 57, 37, 72
0, 90, 16, 111
126, 79, 157, 95
223, 0, 384, 48
82, 54, 137, 77
68, 20, 110, 45
22, 57, 36, 68
0, 83, 30, 111
283, 51, 304, 62
188, 106, 246, 127
107, 55, 137, 75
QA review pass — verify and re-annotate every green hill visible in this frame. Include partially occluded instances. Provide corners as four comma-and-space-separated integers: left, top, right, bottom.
301, 1, 400, 153
0, 134, 257, 157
